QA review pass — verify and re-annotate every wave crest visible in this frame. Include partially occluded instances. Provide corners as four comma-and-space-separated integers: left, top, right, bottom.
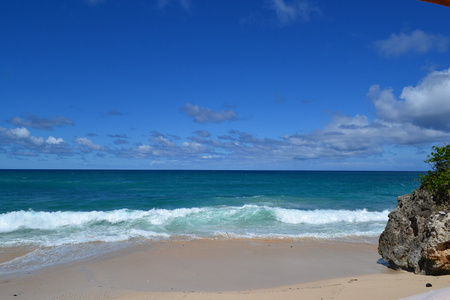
0, 205, 389, 246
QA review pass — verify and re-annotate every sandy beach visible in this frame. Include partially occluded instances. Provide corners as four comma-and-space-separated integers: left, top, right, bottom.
1, 239, 450, 300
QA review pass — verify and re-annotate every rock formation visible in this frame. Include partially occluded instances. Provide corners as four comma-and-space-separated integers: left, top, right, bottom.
378, 188, 450, 275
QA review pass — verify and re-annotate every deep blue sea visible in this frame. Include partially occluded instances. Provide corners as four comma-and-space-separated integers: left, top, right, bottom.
0, 170, 421, 274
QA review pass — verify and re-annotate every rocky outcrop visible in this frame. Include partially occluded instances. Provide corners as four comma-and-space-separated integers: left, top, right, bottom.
378, 188, 450, 275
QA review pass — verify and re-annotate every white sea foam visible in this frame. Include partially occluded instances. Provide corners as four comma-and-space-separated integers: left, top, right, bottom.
0, 205, 390, 247
271, 207, 389, 224
0, 242, 133, 277
0, 208, 206, 232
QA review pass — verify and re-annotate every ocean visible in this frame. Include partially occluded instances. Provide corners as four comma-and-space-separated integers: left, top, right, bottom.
0, 170, 420, 275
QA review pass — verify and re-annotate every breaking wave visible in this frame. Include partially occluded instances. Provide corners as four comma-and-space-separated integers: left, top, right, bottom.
0, 205, 389, 247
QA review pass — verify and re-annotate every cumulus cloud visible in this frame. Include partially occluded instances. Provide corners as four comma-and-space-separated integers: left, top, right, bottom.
178, 70, 450, 163
5, 127, 44, 146
9, 127, 32, 139
281, 69, 450, 158
3, 68, 450, 168
278, 69, 450, 159
368, 68, 450, 131
374, 30, 449, 57
211, 124, 380, 163
268, 0, 321, 24
135, 145, 154, 155
75, 137, 102, 151
117, 131, 202, 160
181, 103, 238, 124
46, 136, 65, 145
283, 114, 445, 160
113, 77, 450, 165
182, 141, 209, 153
0, 126, 71, 156
7, 113, 74, 131
150, 132, 177, 148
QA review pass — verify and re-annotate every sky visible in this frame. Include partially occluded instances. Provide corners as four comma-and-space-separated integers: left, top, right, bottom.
1, 0, 450, 170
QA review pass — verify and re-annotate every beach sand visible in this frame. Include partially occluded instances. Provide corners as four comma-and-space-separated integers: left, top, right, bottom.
1, 239, 449, 300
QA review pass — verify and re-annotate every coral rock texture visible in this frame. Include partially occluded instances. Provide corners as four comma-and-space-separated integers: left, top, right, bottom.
378, 188, 450, 275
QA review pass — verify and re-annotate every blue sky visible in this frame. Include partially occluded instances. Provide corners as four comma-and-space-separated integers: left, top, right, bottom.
1, 0, 450, 170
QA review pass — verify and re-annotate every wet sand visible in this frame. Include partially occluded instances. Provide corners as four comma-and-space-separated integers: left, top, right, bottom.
1, 239, 449, 299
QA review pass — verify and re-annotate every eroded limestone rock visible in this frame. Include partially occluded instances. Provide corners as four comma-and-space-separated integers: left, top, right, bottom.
378, 188, 450, 275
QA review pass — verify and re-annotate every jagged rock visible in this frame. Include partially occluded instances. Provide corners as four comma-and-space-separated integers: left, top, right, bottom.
378, 188, 450, 275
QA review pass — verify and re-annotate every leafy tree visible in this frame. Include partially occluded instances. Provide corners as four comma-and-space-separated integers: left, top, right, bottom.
420, 145, 450, 203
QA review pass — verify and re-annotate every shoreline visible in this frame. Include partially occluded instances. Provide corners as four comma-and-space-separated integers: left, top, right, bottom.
1, 238, 449, 299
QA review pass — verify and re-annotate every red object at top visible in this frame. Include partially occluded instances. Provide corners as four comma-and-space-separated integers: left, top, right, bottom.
419, 0, 450, 7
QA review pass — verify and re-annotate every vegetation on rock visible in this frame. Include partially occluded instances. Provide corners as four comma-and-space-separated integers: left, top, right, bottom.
378, 145, 450, 275
420, 145, 450, 205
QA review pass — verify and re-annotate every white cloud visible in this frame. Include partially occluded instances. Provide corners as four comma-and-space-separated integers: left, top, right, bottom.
2, 127, 44, 146
150, 132, 177, 148
75, 137, 102, 151
153, 136, 176, 147
30, 136, 44, 146
10, 127, 31, 139
181, 103, 238, 124
182, 141, 209, 153
46, 136, 65, 145
284, 115, 384, 159
0, 126, 71, 156
3, 69, 450, 168
136, 145, 154, 154
186, 67, 450, 162
368, 68, 450, 131
268, 0, 321, 24
109, 108, 450, 166
374, 30, 449, 57
294, 67, 450, 154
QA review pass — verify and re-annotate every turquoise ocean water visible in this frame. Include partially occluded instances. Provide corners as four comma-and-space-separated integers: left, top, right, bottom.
0, 170, 420, 274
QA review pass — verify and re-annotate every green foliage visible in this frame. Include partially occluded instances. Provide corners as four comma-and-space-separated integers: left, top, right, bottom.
420, 145, 450, 203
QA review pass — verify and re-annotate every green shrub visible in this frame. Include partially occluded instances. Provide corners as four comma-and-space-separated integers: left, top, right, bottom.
420, 145, 450, 204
